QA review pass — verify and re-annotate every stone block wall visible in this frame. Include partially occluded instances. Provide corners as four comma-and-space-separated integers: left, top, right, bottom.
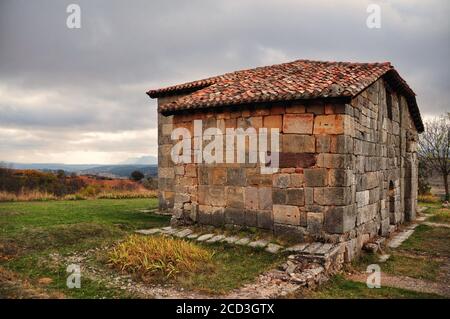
157, 78, 419, 254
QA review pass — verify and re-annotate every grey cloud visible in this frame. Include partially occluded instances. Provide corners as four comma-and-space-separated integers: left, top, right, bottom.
0, 0, 449, 163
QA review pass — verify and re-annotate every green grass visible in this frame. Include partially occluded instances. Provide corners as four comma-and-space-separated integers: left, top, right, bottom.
0, 198, 282, 298
400, 224, 450, 257
427, 207, 450, 224
351, 207, 450, 284
354, 252, 442, 282
305, 275, 444, 299
0, 198, 163, 236
176, 242, 284, 294
0, 198, 168, 299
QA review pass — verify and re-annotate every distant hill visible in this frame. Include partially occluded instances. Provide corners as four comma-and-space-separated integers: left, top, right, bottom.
2, 162, 158, 178
120, 156, 157, 165
3, 162, 102, 172
80, 165, 157, 178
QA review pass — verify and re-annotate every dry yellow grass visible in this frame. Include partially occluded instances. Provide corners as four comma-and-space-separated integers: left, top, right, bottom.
0, 190, 157, 202
418, 194, 441, 203
108, 235, 214, 278
0, 191, 57, 202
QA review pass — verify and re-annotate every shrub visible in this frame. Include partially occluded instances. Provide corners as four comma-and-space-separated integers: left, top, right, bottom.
109, 235, 214, 278
130, 170, 144, 181
79, 185, 101, 198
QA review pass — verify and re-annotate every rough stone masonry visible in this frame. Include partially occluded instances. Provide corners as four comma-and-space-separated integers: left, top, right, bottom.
147, 59, 424, 262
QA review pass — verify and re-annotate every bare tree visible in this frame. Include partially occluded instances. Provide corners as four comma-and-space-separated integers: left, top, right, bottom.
418, 113, 450, 200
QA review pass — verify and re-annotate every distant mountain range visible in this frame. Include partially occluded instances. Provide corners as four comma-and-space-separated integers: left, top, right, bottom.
2, 157, 158, 178
119, 155, 157, 165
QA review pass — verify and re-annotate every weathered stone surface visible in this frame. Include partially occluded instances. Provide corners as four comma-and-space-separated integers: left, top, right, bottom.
211, 167, 227, 185
282, 135, 315, 153
279, 153, 316, 168
265, 243, 283, 253
307, 212, 324, 235
248, 239, 269, 248
356, 190, 370, 208
331, 135, 353, 154
227, 168, 246, 186
159, 167, 175, 179
223, 236, 239, 244
135, 228, 161, 235
313, 187, 352, 206
316, 135, 331, 153
313, 115, 345, 134
273, 205, 300, 225
329, 169, 353, 187
206, 234, 226, 243
257, 210, 273, 229
197, 233, 215, 241
317, 153, 353, 169
285, 104, 306, 114
263, 115, 282, 129
283, 114, 314, 134
289, 174, 304, 187
324, 205, 356, 234
304, 168, 328, 187
175, 229, 193, 238
245, 187, 259, 210
273, 174, 290, 189
356, 202, 378, 225
225, 207, 245, 225
226, 187, 245, 209
185, 164, 197, 177
286, 188, 305, 206
258, 187, 272, 210
198, 185, 226, 206
274, 224, 305, 241
305, 187, 314, 205
245, 209, 258, 227
235, 237, 251, 245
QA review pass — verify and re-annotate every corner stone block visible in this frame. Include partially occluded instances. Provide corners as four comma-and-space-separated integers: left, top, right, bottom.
316, 135, 331, 153
329, 169, 353, 187
324, 205, 356, 234
304, 168, 328, 187
273, 204, 300, 226
314, 187, 352, 206
282, 114, 314, 134
307, 212, 324, 235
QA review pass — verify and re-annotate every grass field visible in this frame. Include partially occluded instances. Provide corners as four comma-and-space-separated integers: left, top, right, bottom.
0, 199, 282, 298
1, 199, 448, 299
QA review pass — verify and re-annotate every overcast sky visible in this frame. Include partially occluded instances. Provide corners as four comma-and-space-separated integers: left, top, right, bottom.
0, 0, 449, 164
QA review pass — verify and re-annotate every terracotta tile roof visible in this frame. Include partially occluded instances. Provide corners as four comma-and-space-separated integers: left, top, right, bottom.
147, 59, 423, 132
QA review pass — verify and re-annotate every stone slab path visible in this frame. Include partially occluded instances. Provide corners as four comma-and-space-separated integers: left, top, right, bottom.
134, 226, 339, 258
387, 224, 418, 249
